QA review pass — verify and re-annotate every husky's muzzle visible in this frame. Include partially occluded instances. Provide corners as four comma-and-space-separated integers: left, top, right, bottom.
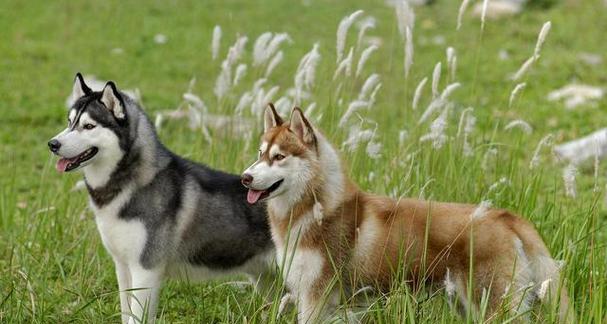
241, 174, 284, 204
48, 139, 99, 173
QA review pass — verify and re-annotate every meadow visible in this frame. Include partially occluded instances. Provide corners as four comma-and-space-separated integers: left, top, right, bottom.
1, 0, 606, 322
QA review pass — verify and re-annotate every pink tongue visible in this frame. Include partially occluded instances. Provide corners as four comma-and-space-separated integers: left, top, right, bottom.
247, 189, 264, 204
56, 158, 74, 172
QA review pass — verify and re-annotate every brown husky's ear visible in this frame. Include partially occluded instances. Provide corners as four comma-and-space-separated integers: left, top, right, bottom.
289, 107, 316, 145
100, 81, 126, 120
71, 72, 92, 104
264, 103, 283, 132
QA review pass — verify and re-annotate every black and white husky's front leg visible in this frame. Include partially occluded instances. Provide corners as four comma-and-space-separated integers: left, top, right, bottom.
114, 258, 165, 324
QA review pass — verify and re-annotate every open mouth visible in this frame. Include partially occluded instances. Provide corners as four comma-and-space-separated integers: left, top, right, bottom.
246, 179, 284, 204
56, 147, 98, 172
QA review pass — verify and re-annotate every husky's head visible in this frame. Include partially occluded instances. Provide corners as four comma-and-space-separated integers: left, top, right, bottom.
242, 104, 320, 205
48, 73, 130, 174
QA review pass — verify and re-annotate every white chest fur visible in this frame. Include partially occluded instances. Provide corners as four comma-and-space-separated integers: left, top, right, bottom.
90, 185, 147, 263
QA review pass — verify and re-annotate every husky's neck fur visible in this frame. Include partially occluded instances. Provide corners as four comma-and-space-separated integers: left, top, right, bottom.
269, 130, 347, 219
84, 104, 168, 207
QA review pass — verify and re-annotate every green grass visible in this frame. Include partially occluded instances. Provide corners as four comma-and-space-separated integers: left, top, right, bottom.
1, 0, 606, 322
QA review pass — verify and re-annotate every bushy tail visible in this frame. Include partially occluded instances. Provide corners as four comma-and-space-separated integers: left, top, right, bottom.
517, 227, 574, 323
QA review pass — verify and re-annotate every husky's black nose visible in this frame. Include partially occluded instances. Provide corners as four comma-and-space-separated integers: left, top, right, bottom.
241, 173, 253, 187
48, 139, 61, 153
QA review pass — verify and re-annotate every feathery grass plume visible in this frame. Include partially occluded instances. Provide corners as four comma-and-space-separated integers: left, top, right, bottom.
412, 77, 428, 110
504, 119, 533, 134
339, 100, 369, 127
508, 82, 526, 108
356, 17, 376, 50
233, 64, 247, 86
511, 56, 536, 81
404, 27, 414, 79
446, 47, 456, 81
333, 47, 354, 80
342, 125, 375, 151
252, 86, 280, 116
420, 107, 449, 149
215, 36, 248, 100
480, 0, 489, 32
462, 114, 476, 156
336, 10, 364, 63
456, 107, 473, 138
432, 62, 442, 99
563, 163, 578, 198
294, 43, 321, 104
358, 73, 380, 101
356, 45, 378, 78
211, 25, 222, 60
263, 33, 291, 65
537, 279, 552, 301
253, 32, 273, 66
265, 51, 283, 77
419, 82, 460, 124
534, 21, 552, 58
487, 177, 511, 195
395, 0, 415, 38
366, 140, 382, 159
235, 92, 253, 115
471, 200, 492, 220
529, 134, 554, 169
368, 83, 382, 107
457, 0, 471, 30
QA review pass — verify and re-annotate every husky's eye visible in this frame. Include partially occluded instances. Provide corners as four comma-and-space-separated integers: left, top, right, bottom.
274, 154, 286, 161
83, 124, 96, 130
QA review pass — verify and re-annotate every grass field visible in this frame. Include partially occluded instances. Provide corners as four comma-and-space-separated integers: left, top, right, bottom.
1, 0, 606, 322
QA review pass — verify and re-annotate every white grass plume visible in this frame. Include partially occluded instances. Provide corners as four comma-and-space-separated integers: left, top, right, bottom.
265, 51, 283, 77
235, 92, 253, 115
212, 25, 222, 60
457, 0, 471, 30
504, 119, 533, 134
446, 47, 456, 81
356, 45, 378, 77
412, 77, 428, 110
263, 33, 291, 65
336, 10, 364, 63
480, 0, 490, 31
395, 0, 415, 38
456, 107, 473, 138
333, 47, 354, 80
420, 107, 449, 149
342, 125, 375, 151
253, 32, 273, 66
508, 82, 526, 108
432, 62, 442, 99
358, 73, 380, 101
534, 21, 552, 58
404, 27, 414, 79
294, 43, 321, 103
563, 164, 578, 198
511, 56, 536, 81
530, 134, 554, 170
356, 17, 376, 50
233, 64, 247, 86
339, 100, 369, 127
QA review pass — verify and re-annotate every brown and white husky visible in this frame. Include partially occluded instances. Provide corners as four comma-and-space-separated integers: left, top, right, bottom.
241, 104, 572, 323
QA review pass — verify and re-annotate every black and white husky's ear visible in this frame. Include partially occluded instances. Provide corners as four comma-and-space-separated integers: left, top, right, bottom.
71, 72, 92, 103
264, 103, 283, 132
290, 107, 316, 145
100, 82, 126, 120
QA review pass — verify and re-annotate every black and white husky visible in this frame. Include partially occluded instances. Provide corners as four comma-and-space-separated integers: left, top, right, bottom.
48, 74, 273, 323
